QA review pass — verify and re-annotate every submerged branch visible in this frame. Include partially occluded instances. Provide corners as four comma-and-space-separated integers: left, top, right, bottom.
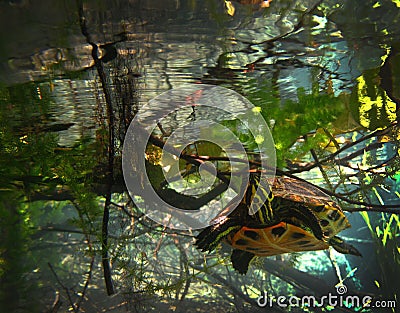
288, 122, 397, 174
316, 185, 400, 213
146, 122, 399, 214
147, 131, 231, 186
77, 0, 115, 296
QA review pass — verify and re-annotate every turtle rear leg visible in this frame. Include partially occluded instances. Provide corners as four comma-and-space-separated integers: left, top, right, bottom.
231, 249, 256, 274
195, 218, 241, 252
329, 236, 362, 256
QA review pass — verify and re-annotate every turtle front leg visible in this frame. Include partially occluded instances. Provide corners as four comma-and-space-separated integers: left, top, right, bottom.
231, 249, 256, 274
195, 217, 241, 252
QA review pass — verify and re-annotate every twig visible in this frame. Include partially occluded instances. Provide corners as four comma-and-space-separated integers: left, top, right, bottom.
274, 170, 400, 213
190, 264, 257, 305
75, 226, 95, 311
306, 132, 333, 190
172, 235, 191, 302
48, 291, 62, 313
336, 141, 387, 165
102, 200, 115, 295
48, 263, 77, 313
341, 154, 397, 177
288, 123, 396, 174
75, 255, 95, 311
317, 186, 400, 213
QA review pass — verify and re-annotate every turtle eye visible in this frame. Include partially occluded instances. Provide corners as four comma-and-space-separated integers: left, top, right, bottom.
323, 230, 331, 238
327, 210, 341, 221
267, 190, 274, 201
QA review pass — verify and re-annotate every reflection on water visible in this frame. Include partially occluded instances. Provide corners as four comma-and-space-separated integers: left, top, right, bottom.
48, 78, 99, 146
1, 0, 388, 112
0, 1, 356, 90
0, 0, 370, 146
1, 0, 400, 312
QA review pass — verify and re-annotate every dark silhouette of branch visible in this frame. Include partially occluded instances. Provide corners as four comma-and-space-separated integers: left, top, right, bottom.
341, 154, 397, 176
28, 183, 126, 202
48, 262, 77, 313
146, 123, 400, 214
336, 141, 387, 165
276, 169, 400, 213
77, 0, 115, 295
308, 134, 334, 190
316, 185, 400, 213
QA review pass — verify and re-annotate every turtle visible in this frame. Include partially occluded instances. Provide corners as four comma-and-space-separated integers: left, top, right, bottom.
195, 173, 361, 274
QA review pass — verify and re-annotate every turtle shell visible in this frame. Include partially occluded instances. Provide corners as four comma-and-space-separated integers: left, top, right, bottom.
226, 222, 329, 257
268, 177, 351, 239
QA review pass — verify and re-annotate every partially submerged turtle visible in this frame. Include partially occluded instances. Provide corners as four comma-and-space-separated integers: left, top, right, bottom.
195, 173, 361, 274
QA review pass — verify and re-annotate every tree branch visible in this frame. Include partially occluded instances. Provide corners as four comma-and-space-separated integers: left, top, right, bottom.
77, 0, 115, 295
